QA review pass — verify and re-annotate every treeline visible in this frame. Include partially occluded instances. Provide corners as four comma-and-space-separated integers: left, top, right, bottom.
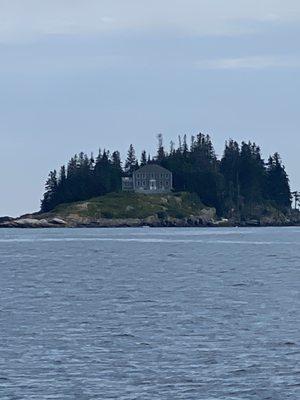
41, 133, 292, 217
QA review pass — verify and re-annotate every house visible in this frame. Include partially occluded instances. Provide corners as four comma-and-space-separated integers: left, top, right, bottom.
122, 164, 173, 193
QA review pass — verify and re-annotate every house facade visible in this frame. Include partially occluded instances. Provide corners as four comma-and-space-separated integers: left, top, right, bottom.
122, 164, 173, 193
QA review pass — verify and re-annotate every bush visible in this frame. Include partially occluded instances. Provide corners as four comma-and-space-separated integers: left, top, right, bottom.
101, 211, 114, 219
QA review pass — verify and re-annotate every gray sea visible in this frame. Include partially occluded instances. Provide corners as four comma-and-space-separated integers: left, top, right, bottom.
0, 227, 299, 399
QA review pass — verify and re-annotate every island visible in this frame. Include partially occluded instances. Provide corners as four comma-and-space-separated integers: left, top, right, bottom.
1, 133, 299, 227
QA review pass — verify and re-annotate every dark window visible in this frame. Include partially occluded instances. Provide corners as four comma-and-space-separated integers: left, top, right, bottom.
137, 181, 140, 186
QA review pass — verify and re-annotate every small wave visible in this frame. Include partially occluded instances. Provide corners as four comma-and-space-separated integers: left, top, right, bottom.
113, 333, 136, 339
0, 237, 299, 245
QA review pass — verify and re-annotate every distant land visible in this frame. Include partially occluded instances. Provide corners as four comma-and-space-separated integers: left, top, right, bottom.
1, 133, 300, 228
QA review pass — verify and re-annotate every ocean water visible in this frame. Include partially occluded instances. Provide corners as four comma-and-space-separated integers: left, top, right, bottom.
0, 227, 299, 399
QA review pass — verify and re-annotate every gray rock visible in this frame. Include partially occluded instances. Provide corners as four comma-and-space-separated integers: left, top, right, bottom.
14, 218, 52, 228
0, 216, 14, 223
48, 218, 67, 226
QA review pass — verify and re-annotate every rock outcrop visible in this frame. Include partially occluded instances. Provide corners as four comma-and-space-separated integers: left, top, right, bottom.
1, 192, 298, 228
0, 217, 68, 228
0, 216, 14, 224
0, 212, 217, 229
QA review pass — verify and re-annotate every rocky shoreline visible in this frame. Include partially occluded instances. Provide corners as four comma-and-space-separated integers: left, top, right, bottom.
2, 192, 299, 228
0, 213, 221, 228
0, 213, 299, 228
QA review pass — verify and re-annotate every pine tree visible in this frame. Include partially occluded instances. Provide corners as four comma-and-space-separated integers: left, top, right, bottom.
40, 133, 293, 217
41, 170, 58, 212
182, 134, 188, 156
111, 151, 122, 192
140, 150, 147, 166
56, 165, 67, 204
125, 144, 138, 174
94, 150, 112, 194
266, 153, 291, 210
220, 140, 241, 211
239, 142, 266, 202
111, 151, 122, 171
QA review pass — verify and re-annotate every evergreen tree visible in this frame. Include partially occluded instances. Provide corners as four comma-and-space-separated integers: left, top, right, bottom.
140, 150, 147, 166
93, 150, 111, 195
239, 142, 266, 203
40, 133, 293, 217
41, 170, 58, 212
110, 151, 122, 192
220, 140, 241, 212
292, 191, 300, 210
266, 153, 291, 209
111, 151, 122, 171
125, 144, 138, 174
182, 134, 188, 156
56, 165, 67, 204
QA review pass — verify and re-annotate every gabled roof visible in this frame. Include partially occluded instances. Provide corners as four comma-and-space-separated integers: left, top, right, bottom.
134, 164, 172, 174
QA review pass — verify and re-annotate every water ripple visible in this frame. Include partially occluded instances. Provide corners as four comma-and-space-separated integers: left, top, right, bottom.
0, 227, 299, 399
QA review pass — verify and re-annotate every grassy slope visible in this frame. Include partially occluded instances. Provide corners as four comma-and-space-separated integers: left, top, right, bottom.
46, 192, 210, 220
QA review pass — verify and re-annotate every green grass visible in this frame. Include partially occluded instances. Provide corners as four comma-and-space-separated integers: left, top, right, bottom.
48, 192, 208, 220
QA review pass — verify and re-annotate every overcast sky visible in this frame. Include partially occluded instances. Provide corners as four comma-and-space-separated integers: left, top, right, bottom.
1, 0, 300, 216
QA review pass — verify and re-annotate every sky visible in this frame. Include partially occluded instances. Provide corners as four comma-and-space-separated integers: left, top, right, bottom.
1, 0, 300, 216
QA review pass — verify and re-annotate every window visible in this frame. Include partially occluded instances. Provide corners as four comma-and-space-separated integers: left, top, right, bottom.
142, 181, 146, 186
166, 181, 169, 186
137, 174, 140, 178
137, 181, 140, 186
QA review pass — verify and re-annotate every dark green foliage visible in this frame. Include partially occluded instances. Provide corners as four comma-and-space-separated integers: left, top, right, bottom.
162, 133, 225, 213
41, 150, 122, 212
239, 142, 266, 202
292, 191, 300, 210
124, 144, 139, 174
140, 150, 147, 166
220, 140, 240, 213
41, 133, 292, 216
266, 153, 291, 210
41, 170, 58, 212
220, 142, 291, 218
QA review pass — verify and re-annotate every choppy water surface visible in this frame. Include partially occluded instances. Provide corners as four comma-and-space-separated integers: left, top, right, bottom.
0, 227, 299, 399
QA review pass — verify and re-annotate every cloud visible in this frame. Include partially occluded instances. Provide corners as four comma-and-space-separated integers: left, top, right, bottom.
0, 0, 300, 42
196, 55, 300, 70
